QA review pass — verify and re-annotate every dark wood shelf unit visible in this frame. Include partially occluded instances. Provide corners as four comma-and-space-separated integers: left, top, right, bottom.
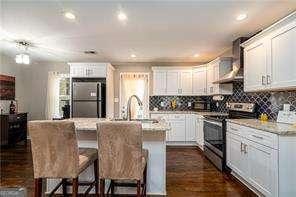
1, 113, 27, 147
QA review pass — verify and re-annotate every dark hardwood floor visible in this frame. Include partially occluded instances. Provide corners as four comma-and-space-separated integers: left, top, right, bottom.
0, 142, 256, 196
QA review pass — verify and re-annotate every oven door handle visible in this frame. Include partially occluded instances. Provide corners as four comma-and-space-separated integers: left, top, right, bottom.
204, 120, 222, 127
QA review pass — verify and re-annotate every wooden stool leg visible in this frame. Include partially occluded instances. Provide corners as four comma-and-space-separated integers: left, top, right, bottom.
136, 180, 141, 197
72, 178, 78, 197
100, 179, 105, 197
110, 180, 115, 195
34, 178, 42, 197
94, 159, 99, 195
143, 165, 147, 197
62, 178, 67, 196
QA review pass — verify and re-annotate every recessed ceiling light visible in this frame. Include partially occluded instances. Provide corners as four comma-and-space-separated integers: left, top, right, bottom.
64, 12, 76, 20
118, 11, 127, 21
131, 54, 136, 58
236, 13, 247, 21
193, 53, 200, 57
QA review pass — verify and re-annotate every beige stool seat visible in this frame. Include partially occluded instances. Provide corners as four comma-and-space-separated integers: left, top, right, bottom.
79, 148, 98, 173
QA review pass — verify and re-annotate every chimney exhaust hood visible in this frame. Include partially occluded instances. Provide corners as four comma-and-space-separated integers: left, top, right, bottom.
213, 37, 249, 84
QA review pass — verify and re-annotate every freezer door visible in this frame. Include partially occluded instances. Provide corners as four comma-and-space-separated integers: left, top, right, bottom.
72, 101, 97, 117
73, 82, 99, 101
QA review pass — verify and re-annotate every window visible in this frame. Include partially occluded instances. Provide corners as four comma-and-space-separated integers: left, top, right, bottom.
120, 73, 149, 119
58, 76, 70, 116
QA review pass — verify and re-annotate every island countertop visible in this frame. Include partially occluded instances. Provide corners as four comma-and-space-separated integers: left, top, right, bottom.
227, 119, 296, 135
69, 118, 171, 132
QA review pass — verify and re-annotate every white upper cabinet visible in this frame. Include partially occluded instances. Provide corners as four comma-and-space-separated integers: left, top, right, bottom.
207, 63, 214, 94
69, 63, 107, 78
244, 39, 268, 92
207, 58, 233, 95
179, 70, 193, 95
242, 12, 296, 92
193, 65, 207, 95
268, 21, 296, 90
166, 70, 180, 95
152, 67, 193, 95
153, 70, 167, 95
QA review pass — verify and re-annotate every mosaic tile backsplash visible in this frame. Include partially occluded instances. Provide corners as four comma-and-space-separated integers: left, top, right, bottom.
149, 82, 296, 121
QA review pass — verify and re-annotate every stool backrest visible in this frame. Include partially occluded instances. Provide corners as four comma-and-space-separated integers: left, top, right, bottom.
29, 121, 79, 178
97, 121, 143, 180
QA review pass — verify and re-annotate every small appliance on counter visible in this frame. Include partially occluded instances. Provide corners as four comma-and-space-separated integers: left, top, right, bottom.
203, 102, 257, 171
193, 100, 210, 111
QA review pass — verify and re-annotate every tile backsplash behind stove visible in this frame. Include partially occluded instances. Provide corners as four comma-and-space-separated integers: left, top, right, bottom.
149, 82, 296, 121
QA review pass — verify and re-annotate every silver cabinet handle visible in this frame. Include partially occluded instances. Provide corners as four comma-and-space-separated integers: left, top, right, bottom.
251, 135, 264, 140
267, 75, 271, 84
262, 75, 266, 85
240, 142, 243, 152
244, 144, 247, 154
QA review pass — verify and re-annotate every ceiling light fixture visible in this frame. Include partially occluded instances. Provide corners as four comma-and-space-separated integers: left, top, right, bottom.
118, 11, 127, 21
64, 12, 76, 20
193, 53, 200, 57
15, 41, 30, 65
236, 13, 247, 21
131, 54, 136, 58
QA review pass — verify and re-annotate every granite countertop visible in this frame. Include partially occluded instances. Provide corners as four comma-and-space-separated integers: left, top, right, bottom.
149, 110, 228, 116
227, 119, 296, 135
69, 118, 171, 132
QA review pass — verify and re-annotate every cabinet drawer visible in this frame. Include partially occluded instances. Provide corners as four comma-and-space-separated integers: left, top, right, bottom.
227, 122, 278, 149
244, 127, 278, 149
168, 114, 186, 121
8, 113, 27, 123
150, 113, 169, 120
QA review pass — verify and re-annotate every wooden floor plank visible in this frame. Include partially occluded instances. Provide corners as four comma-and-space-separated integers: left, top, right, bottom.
0, 143, 256, 196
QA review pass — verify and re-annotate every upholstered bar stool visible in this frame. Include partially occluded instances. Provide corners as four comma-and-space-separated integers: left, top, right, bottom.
28, 121, 98, 197
97, 121, 148, 197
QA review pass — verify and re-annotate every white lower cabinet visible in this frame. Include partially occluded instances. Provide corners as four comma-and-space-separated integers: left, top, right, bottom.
227, 123, 281, 197
150, 113, 198, 144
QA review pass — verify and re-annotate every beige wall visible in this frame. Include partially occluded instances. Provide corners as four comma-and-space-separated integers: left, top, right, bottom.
111, 62, 204, 117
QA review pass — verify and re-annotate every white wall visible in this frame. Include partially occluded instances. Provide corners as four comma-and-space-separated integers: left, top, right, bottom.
0, 53, 27, 113
24, 61, 69, 120
0, 53, 69, 120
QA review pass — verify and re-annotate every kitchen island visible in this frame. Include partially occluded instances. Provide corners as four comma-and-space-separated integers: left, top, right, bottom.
47, 118, 170, 196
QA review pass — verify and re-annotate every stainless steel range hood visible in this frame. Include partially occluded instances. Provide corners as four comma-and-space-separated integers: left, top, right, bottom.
213, 37, 249, 84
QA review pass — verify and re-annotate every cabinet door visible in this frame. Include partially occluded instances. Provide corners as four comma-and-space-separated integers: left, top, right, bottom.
185, 114, 196, 141
247, 140, 278, 197
166, 71, 179, 95
70, 66, 86, 77
244, 39, 268, 92
153, 71, 167, 95
212, 63, 220, 95
169, 120, 186, 141
207, 64, 214, 95
180, 70, 192, 95
86, 65, 107, 78
227, 133, 248, 178
269, 23, 296, 90
192, 67, 207, 95
196, 117, 204, 148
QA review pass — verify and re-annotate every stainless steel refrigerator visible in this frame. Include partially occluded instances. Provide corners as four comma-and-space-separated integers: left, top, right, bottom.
72, 80, 106, 118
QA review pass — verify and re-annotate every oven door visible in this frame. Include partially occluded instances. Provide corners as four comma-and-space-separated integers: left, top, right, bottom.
203, 120, 223, 157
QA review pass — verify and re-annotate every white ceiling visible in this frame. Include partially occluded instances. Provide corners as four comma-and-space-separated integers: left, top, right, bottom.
0, 1, 295, 63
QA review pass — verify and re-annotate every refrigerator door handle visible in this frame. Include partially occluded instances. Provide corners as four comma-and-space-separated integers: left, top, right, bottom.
97, 83, 102, 118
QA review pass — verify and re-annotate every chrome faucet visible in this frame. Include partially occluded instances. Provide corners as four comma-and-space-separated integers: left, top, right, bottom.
126, 95, 143, 121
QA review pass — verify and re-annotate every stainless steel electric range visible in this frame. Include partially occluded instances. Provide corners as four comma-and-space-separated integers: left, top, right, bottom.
203, 102, 258, 171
